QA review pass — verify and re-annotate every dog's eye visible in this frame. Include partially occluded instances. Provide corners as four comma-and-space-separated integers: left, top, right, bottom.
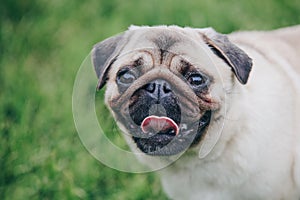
187, 73, 206, 87
117, 69, 136, 86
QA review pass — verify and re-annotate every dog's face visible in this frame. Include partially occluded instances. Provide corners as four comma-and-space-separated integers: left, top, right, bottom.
92, 26, 252, 156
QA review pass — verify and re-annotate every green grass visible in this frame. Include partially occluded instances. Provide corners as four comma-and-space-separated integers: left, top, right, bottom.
0, 0, 299, 199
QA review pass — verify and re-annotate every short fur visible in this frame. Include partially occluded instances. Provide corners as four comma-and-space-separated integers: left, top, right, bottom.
92, 25, 300, 200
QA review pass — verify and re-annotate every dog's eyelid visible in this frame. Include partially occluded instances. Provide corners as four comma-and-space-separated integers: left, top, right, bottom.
185, 71, 208, 81
117, 66, 137, 75
117, 67, 131, 75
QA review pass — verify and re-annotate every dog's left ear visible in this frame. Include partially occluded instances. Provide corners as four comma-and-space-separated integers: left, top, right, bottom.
92, 32, 128, 90
199, 28, 253, 84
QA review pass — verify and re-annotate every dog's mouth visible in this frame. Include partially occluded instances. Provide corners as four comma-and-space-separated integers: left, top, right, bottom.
113, 78, 213, 156
129, 110, 211, 156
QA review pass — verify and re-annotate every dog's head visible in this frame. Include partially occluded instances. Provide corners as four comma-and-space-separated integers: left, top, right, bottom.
92, 25, 252, 156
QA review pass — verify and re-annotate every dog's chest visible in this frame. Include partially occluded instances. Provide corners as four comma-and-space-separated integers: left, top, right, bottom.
160, 158, 248, 200
159, 150, 298, 200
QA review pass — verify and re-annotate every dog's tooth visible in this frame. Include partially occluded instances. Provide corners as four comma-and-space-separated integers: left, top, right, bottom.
181, 124, 187, 130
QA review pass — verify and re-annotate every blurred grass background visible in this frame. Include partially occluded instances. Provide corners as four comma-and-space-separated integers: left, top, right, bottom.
0, 0, 299, 199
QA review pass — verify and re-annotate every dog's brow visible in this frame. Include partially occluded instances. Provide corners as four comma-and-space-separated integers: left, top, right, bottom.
179, 60, 192, 75
133, 57, 143, 67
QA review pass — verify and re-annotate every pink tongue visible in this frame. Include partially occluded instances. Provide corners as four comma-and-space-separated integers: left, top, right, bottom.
141, 116, 179, 135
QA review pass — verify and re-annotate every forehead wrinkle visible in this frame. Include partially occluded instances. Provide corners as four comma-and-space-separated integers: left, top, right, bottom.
151, 32, 181, 51
149, 32, 181, 65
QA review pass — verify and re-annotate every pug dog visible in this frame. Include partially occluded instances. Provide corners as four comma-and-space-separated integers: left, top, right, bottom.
92, 25, 300, 200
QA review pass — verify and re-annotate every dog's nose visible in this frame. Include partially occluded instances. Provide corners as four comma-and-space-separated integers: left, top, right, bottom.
144, 79, 172, 99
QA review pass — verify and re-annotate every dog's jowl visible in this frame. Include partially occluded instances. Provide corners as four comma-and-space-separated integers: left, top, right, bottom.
92, 25, 300, 200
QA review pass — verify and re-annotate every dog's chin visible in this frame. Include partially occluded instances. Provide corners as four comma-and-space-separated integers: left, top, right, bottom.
130, 110, 212, 156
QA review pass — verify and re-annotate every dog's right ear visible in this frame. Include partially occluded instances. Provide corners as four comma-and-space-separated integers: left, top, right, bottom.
92, 33, 127, 90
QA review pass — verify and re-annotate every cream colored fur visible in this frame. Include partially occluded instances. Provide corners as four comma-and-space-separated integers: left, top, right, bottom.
101, 25, 300, 200
159, 26, 300, 200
